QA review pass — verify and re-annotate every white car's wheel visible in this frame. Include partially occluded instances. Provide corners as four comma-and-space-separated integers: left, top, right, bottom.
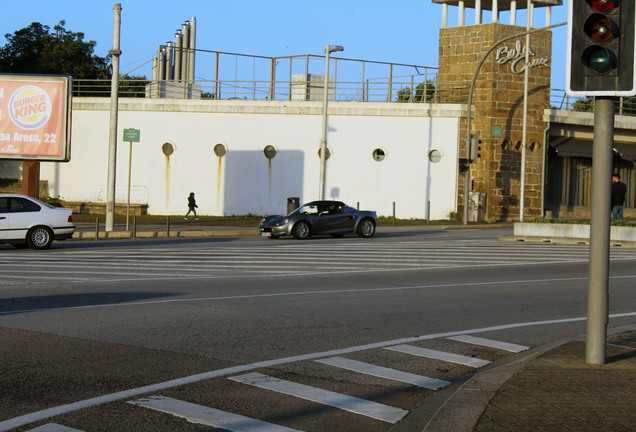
27, 226, 53, 249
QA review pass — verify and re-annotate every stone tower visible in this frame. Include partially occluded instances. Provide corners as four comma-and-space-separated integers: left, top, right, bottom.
433, 0, 562, 221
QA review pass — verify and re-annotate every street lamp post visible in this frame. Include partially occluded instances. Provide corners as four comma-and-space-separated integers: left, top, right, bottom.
319, 44, 343, 200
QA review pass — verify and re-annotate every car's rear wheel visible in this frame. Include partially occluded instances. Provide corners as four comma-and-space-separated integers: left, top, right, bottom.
27, 226, 53, 249
357, 218, 376, 238
292, 221, 311, 239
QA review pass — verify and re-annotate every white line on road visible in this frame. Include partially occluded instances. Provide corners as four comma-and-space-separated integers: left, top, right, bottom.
447, 335, 529, 353
128, 396, 303, 432
386, 345, 491, 368
315, 357, 450, 389
3, 312, 636, 431
27, 424, 85, 432
230, 372, 408, 424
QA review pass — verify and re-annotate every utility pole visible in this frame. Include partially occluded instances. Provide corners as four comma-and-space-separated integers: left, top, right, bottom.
106, 3, 122, 232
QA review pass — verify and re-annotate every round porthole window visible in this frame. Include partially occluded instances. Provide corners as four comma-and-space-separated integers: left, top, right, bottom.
429, 149, 443, 163
214, 143, 227, 157
162, 142, 175, 156
264, 145, 277, 159
372, 148, 386, 162
317, 147, 331, 160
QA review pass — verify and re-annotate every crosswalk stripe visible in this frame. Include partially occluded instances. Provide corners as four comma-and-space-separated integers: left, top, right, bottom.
230, 372, 408, 424
385, 345, 491, 368
315, 356, 450, 389
27, 424, 84, 432
447, 335, 529, 353
128, 395, 302, 432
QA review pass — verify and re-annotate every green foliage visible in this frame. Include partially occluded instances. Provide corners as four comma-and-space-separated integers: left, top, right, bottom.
0, 21, 109, 78
397, 80, 435, 103
572, 97, 594, 112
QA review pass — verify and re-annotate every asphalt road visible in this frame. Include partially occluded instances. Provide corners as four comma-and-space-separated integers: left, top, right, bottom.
1, 228, 636, 431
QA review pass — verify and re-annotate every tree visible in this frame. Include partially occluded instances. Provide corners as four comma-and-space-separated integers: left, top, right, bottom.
397, 80, 436, 103
0, 21, 109, 79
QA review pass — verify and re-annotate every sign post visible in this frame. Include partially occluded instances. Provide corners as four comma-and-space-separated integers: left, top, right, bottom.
123, 128, 140, 231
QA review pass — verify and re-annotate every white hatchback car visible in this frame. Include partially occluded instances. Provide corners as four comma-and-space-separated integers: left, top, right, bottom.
0, 194, 75, 249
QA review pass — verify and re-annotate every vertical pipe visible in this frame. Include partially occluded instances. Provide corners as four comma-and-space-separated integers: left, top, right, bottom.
319, 46, 331, 200
392, 202, 396, 226
126, 141, 132, 231
545, 5, 551, 27
361, 61, 366, 102
493, 0, 499, 23
475, 0, 482, 24
174, 31, 183, 81
520, 0, 532, 221
166, 43, 174, 80
427, 201, 431, 225
289, 57, 293, 101
188, 17, 196, 84
152, 57, 158, 82
586, 96, 614, 365
269, 57, 276, 100
166, 215, 170, 237
181, 24, 190, 85
214, 52, 219, 98
459, 0, 465, 26
158, 49, 166, 81
442, 3, 448, 28
105, 3, 122, 232
96, 217, 100, 239
388, 63, 393, 102
511, 1, 517, 25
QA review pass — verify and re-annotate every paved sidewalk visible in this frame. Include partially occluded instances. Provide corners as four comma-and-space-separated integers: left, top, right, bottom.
416, 328, 636, 432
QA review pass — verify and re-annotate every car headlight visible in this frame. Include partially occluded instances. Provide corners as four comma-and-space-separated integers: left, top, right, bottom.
278, 219, 289, 226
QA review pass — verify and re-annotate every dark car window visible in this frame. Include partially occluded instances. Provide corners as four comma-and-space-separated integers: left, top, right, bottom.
0, 198, 8, 213
9, 197, 41, 213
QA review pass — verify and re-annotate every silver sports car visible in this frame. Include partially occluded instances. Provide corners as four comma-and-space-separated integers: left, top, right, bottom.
259, 200, 377, 239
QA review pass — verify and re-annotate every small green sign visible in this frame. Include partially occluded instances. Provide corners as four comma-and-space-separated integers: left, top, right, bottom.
123, 128, 140, 142
491, 126, 503, 138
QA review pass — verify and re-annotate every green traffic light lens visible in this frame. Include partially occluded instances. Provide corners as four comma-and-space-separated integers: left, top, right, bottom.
584, 14, 616, 43
591, 0, 615, 12
582, 46, 616, 73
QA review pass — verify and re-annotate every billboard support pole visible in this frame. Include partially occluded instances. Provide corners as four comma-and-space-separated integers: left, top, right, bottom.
106, 3, 122, 232
21, 161, 40, 199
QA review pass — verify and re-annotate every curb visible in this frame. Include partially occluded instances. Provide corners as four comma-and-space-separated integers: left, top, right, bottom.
500, 234, 636, 247
72, 230, 259, 240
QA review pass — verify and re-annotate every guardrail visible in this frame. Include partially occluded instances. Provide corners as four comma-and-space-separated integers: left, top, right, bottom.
72, 79, 470, 104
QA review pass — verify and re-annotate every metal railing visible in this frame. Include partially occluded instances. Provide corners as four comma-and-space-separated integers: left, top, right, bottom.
72, 78, 471, 104
550, 88, 636, 115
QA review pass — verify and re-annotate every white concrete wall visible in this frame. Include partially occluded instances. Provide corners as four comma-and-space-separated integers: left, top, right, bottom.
41, 98, 464, 219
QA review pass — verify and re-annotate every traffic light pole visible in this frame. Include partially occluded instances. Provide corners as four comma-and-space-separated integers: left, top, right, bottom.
586, 96, 614, 365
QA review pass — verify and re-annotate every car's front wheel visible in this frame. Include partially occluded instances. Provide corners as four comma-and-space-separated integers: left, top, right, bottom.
27, 226, 53, 249
292, 221, 311, 239
357, 218, 376, 238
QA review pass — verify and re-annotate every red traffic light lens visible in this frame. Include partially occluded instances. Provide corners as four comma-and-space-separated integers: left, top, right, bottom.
582, 46, 616, 73
584, 14, 617, 43
591, 0, 615, 12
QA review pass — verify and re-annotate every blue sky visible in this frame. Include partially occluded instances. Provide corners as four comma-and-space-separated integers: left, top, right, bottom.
0, 0, 570, 90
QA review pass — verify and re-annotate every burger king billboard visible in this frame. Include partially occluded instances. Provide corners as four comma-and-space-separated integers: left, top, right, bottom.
0, 74, 72, 161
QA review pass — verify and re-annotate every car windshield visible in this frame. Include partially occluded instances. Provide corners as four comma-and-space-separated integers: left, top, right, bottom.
293, 204, 319, 215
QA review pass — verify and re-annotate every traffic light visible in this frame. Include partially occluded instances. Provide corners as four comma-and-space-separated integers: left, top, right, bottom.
566, 0, 636, 96
470, 134, 482, 162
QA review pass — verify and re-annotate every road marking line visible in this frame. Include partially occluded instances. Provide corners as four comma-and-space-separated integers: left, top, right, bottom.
128, 396, 302, 432
27, 424, 85, 432
3, 312, 636, 431
315, 356, 450, 389
386, 345, 491, 368
229, 372, 408, 424
447, 335, 529, 353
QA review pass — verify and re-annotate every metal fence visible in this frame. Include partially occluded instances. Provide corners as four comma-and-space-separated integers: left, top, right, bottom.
550, 88, 636, 115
